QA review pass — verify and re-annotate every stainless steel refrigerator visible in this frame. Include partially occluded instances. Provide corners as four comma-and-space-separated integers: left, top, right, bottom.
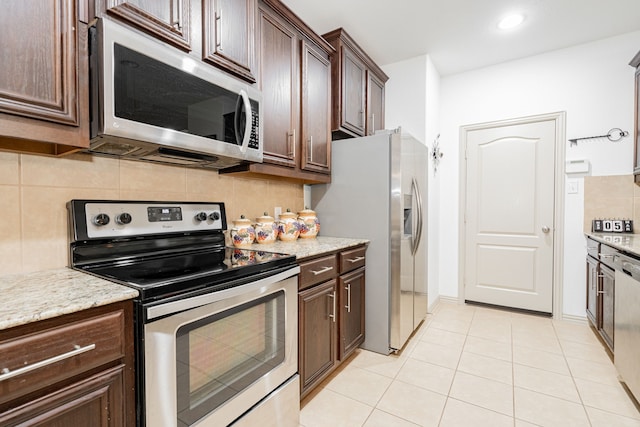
311, 128, 428, 354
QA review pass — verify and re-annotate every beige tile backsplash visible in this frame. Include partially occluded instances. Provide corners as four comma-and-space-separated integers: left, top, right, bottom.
0, 151, 303, 275
583, 174, 638, 232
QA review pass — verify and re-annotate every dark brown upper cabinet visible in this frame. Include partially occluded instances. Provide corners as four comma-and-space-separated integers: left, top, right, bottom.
0, 0, 90, 156
367, 71, 386, 136
221, 0, 334, 184
301, 40, 331, 174
203, 0, 257, 82
104, 0, 191, 51
323, 28, 389, 139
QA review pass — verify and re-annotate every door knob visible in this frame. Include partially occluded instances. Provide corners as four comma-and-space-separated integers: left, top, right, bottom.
542, 226, 550, 233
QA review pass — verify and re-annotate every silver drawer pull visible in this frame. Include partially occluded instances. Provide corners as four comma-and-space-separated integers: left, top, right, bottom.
345, 283, 352, 313
0, 343, 96, 382
310, 266, 334, 275
599, 253, 616, 259
328, 291, 336, 322
347, 256, 365, 263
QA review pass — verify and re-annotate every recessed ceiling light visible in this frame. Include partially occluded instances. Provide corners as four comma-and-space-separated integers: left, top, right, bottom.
498, 13, 525, 30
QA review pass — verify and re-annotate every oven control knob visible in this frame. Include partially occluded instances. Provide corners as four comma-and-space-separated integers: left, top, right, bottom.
116, 212, 132, 225
195, 212, 208, 222
93, 213, 110, 226
209, 211, 221, 221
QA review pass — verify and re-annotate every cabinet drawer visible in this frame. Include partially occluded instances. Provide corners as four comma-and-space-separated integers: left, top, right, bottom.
299, 254, 338, 290
0, 309, 125, 405
599, 243, 618, 269
339, 246, 366, 273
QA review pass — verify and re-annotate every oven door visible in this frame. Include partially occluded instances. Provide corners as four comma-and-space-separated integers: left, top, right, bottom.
143, 267, 299, 427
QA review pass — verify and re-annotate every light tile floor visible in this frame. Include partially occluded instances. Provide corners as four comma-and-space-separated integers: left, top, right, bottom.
299, 302, 640, 427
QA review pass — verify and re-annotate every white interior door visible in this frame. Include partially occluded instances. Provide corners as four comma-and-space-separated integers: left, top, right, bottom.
463, 118, 556, 313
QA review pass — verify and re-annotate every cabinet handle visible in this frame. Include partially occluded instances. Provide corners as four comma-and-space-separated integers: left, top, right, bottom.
597, 290, 606, 295
310, 266, 333, 275
328, 291, 336, 322
308, 136, 313, 162
371, 113, 375, 135
347, 256, 365, 264
360, 110, 364, 127
0, 344, 96, 382
599, 253, 616, 259
215, 6, 222, 49
173, 0, 183, 31
345, 283, 351, 313
288, 129, 296, 158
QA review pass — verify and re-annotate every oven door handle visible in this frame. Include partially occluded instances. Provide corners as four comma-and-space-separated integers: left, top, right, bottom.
145, 266, 300, 321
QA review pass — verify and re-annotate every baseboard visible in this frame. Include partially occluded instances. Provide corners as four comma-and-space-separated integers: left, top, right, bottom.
438, 295, 459, 304
558, 313, 588, 324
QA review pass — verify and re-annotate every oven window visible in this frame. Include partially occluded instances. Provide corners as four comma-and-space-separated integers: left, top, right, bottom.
175, 290, 285, 426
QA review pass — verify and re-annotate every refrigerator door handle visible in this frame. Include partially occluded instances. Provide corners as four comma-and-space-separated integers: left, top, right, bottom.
411, 177, 424, 255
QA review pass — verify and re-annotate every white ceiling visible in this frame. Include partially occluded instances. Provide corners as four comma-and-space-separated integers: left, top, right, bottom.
280, 0, 640, 76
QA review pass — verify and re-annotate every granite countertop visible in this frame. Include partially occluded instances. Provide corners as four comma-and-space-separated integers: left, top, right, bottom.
0, 268, 138, 331
0, 236, 366, 332
586, 232, 640, 257
246, 236, 369, 259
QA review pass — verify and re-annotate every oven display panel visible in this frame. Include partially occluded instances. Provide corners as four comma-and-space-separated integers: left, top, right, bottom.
148, 207, 182, 222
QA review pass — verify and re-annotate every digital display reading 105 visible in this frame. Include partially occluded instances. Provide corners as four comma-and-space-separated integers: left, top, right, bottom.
148, 207, 183, 222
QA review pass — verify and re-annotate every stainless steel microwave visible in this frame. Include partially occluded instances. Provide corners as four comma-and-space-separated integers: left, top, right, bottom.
88, 18, 262, 169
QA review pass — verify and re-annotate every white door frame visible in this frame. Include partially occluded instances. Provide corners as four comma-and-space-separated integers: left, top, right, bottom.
457, 112, 566, 318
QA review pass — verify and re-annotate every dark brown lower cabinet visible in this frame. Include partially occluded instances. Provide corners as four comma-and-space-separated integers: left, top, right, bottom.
586, 255, 599, 326
585, 237, 615, 354
600, 263, 615, 350
299, 279, 337, 395
298, 245, 367, 399
0, 365, 126, 426
0, 301, 135, 425
339, 267, 365, 360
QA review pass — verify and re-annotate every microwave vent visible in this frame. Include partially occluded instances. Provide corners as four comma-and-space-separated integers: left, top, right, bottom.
91, 140, 143, 156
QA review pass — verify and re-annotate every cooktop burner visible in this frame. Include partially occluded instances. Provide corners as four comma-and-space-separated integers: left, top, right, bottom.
67, 200, 297, 301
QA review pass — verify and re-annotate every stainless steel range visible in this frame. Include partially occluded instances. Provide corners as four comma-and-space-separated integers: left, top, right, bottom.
67, 200, 300, 427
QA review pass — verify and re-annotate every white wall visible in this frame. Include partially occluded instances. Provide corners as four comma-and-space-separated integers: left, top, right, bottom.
383, 55, 442, 311
438, 31, 640, 317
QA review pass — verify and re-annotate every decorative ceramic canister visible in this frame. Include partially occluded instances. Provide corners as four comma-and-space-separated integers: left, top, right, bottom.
277, 209, 301, 241
298, 207, 320, 239
254, 212, 278, 244
230, 215, 256, 247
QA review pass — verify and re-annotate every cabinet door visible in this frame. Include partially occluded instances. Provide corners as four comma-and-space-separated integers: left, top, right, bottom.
366, 72, 385, 136
105, 0, 190, 51
339, 267, 365, 360
586, 256, 599, 327
298, 280, 337, 397
301, 41, 331, 174
600, 264, 615, 350
203, 0, 256, 82
0, 0, 89, 154
0, 365, 125, 426
258, 9, 298, 168
341, 48, 366, 136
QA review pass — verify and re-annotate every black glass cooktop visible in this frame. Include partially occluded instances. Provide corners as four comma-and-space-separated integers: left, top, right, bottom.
77, 247, 296, 301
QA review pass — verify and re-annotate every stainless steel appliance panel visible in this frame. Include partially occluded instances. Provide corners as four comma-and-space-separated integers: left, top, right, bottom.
614, 253, 640, 401
90, 18, 262, 169
311, 129, 428, 354
144, 270, 299, 427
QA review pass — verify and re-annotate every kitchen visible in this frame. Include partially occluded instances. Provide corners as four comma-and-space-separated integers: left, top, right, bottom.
1, 0, 640, 426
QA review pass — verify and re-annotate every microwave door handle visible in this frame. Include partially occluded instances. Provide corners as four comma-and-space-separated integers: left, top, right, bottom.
234, 90, 252, 153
